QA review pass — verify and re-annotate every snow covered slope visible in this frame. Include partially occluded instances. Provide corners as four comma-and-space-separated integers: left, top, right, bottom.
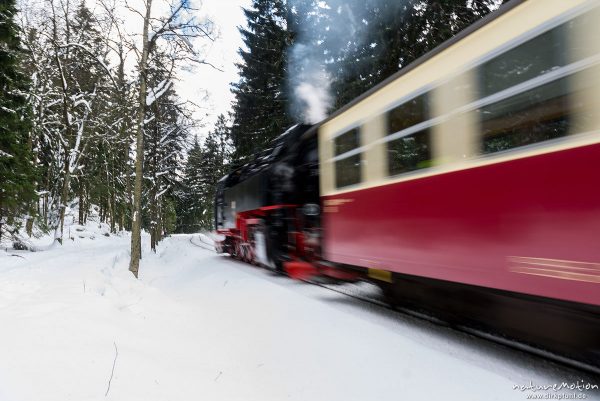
0, 231, 598, 401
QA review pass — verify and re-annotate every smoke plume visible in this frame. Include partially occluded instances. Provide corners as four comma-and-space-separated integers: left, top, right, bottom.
289, 44, 332, 124
287, 0, 372, 124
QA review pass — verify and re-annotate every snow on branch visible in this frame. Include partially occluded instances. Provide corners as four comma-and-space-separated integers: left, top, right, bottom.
58, 43, 118, 89
146, 80, 173, 107
1, 106, 16, 114
155, 186, 170, 199
0, 150, 14, 158
73, 98, 92, 112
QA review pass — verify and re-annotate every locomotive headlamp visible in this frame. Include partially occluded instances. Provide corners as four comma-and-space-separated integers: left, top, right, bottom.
303, 203, 320, 216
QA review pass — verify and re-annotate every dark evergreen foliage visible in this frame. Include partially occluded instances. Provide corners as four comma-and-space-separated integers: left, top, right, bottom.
177, 136, 205, 233
142, 53, 192, 248
0, 0, 36, 227
230, 0, 292, 164
177, 114, 232, 232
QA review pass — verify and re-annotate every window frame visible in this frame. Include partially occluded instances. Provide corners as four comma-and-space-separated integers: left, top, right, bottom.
469, 5, 600, 156
332, 125, 364, 189
382, 91, 436, 177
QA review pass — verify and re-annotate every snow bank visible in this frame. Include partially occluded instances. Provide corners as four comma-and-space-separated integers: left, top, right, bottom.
0, 225, 597, 400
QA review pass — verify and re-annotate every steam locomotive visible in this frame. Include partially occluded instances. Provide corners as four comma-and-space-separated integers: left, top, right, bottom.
215, 0, 600, 371
215, 124, 320, 271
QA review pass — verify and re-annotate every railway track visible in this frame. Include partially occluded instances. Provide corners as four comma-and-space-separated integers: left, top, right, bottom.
189, 234, 216, 252
188, 234, 600, 377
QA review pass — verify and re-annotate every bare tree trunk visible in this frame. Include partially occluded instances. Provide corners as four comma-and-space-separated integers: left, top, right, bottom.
125, 147, 133, 231
25, 133, 35, 237
150, 188, 156, 252
156, 202, 162, 242
129, 0, 153, 278
78, 184, 85, 225
58, 156, 71, 243
26, 212, 34, 237
43, 193, 48, 227
150, 227, 156, 252
110, 192, 116, 233
110, 154, 117, 233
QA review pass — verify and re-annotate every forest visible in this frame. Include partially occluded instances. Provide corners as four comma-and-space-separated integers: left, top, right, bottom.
0, 0, 506, 275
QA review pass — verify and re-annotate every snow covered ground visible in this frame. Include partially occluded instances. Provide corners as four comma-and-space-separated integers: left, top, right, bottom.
0, 224, 598, 401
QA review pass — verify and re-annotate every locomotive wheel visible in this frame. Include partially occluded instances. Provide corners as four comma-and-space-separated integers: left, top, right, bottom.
242, 246, 250, 263
232, 242, 241, 260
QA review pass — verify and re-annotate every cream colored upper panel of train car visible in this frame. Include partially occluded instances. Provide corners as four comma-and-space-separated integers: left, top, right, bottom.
321, 0, 589, 137
319, 0, 596, 196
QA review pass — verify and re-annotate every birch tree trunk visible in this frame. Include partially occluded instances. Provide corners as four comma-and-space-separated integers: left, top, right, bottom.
129, 0, 153, 278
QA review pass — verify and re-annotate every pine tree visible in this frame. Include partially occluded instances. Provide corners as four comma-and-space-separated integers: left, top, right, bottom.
230, 0, 292, 164
0, 0, 36, 241
176, 114, 232, 233
178, 136, 206, 233
144, 83, 187, 250
197, 115, 232, 229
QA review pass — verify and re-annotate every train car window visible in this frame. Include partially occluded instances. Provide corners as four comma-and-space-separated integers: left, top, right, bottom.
385, 93, 432, 176
479, 28, 567, 98
334, 128, 360, 156
388, 93, 429, 134
477, 7, 600, 155
479, 77, 570, 154
388, 129, 432, 176
335, 154, 361, 188
334, 127, 362, 189
479, 8, 600, 99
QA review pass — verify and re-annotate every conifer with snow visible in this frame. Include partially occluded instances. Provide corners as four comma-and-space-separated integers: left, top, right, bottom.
230, 0, 292, 164
0, 0, 36, 243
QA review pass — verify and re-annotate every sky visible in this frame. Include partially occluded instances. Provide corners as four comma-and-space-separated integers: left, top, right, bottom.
176, 0, 252, 137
